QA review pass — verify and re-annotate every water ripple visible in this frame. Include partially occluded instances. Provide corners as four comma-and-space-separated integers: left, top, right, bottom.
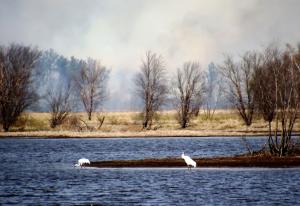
0, 137, 299, 205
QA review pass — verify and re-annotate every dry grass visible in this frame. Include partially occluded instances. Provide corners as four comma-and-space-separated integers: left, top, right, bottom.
1, 110, 300, 138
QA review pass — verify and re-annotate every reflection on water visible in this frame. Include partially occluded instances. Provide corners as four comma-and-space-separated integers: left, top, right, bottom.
0, 137, 299, 205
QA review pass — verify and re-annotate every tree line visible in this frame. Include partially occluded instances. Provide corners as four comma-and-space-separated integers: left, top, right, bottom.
219, 43, 300, 156
0, 44, 222, 132
0, 44, 110, 131
134, 44, 300, 156
0, 43, 300, 156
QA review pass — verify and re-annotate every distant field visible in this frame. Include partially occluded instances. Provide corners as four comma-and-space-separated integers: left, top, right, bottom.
1, 110, 300, 138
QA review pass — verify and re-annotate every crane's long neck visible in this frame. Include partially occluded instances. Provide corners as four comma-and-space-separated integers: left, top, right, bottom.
181, 153, 185, 158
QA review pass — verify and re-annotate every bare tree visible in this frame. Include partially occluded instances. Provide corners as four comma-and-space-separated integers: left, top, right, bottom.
254, 44, 300, 156
219, 52, 260, 154
46, 83, 72, 128
219, 52, 260, 126
134, 51, 168, 129
75, 58, 109, 120
173, 62, 205, 128
0, 44, 41, 131
253, 46, 278, 136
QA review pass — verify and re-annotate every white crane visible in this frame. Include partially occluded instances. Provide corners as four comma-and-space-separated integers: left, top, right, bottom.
181, 152, 197, 169
75, 158, 90, 167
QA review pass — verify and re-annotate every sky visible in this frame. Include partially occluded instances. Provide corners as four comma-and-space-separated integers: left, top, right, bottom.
0, 0, 299, 110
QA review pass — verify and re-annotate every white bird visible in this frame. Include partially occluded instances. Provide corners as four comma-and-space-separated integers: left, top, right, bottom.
181, 152, 197, 169
75, 158, 90, 167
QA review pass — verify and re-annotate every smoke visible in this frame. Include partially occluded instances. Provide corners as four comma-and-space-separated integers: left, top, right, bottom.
0, 0, 299, 110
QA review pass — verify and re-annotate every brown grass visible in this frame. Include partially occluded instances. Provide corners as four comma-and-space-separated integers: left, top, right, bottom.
1, 110, 300, 138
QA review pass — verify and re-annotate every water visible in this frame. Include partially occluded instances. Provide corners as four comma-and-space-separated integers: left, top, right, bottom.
0, 137, 299, 205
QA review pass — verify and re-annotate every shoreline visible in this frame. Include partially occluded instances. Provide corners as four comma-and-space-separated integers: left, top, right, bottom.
88, 156, 300, 168
0, 130, 272, 138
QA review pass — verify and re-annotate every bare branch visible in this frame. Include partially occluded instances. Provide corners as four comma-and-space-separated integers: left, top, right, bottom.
219, 52, 258, 126
134, 51, 168, 129
46, 82, 72, 128
0, 44, 41, 131
74, 58, 110, 120
173, 62, 205, 128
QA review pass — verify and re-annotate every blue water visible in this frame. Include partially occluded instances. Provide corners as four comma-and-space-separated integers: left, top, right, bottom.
0, 137, 299, 205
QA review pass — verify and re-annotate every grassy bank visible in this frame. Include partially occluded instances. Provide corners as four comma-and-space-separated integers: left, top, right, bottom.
1, 110, 300, 138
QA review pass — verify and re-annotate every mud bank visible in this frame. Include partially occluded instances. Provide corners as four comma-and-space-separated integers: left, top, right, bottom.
88, 155, 300, 168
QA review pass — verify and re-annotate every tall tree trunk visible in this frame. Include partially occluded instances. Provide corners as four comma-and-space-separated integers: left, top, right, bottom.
88, 111, 92, 121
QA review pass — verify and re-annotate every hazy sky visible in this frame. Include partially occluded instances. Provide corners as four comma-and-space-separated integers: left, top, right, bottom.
0, 0, 299, 110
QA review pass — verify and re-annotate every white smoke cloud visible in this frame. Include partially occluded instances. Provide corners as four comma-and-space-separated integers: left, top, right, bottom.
0, 0, 299, 110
